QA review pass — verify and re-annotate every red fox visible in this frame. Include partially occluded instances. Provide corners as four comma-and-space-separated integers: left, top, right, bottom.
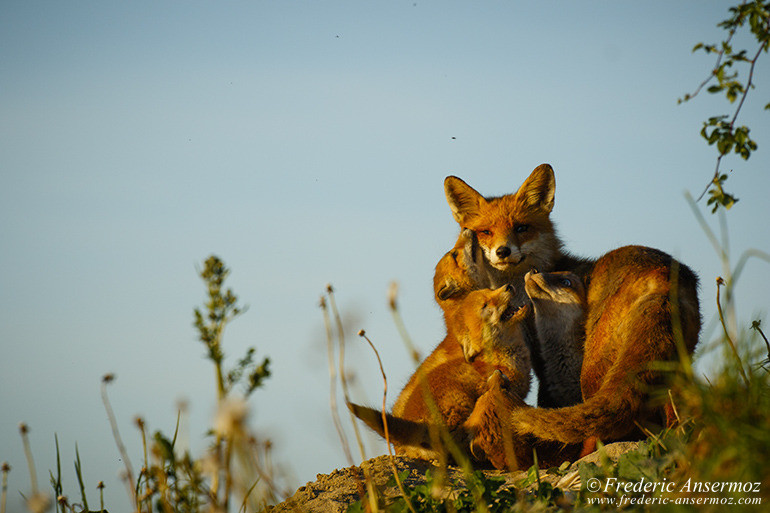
524, 270, 586, 407
438, 165, 701, 466
464, 370, 580, 471
348, 285, 531, 462
434, 228, 491, 305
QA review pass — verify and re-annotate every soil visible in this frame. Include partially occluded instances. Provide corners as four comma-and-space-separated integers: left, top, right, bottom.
267, 441, 641, 512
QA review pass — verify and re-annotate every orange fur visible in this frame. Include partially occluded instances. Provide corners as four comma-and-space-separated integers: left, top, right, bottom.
443, 166, 566, 305
438, 166, 701, 469
463, 371, 581, 470
349, 286, 531, 462
513, 246, 700, 446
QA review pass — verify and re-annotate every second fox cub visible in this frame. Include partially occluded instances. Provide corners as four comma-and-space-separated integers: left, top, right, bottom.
349, 285, 531, 462
438, 165, 701, 466
525, 270, 586, 406
463, 271, 588, 470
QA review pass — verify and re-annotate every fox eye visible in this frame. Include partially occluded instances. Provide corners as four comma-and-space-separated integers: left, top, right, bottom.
479, 229, 492, 236
515, 224, 529, 233
560, 278, 572, 287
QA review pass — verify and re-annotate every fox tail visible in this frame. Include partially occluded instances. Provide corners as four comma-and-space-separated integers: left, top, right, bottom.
511, 353, 651, 445
511, 390, 644, 445
347, 402, 430, 448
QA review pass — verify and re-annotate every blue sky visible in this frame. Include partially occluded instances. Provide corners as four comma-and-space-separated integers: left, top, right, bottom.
1, 1, 769, 510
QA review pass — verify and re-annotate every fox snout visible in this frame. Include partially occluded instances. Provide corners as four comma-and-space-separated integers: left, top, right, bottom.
496, 246, 511, 258
486, 242, 525, 269
483, 284, 518, 324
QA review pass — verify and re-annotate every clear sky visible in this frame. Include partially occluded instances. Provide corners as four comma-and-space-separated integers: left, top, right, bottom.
1, 1, 769, 510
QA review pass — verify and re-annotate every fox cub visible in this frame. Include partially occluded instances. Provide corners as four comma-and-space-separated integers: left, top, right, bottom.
464, 370, 581, 471
524, 269, 586, 407
437, 165, 701, 467
433, 228, 490, 305
464, 271, 587, 470
349, 285, 531, 462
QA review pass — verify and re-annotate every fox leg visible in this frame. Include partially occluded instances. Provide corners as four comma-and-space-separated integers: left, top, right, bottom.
464, 371, 531, 470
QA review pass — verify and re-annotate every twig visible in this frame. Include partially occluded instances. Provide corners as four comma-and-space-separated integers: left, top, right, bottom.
387, 282, 485, 509
753, 322, 770, 353
751, 320, 770, 370
716, 277, 749, 386
388, 282, 421, 363
327, 286, 369, 460
100, 374, 138, 510
239, 477, 262, 513
696, 38, 767, 202
359, 330, 417, 513
326, 285, 378, 511
320, 294, 354, 466
1, 462, 10, 513
678, 0, 770, 205
97, 482, 105, 513
18, 424, 38, 496
684, 22, 738, 103
223, 437, 233, 513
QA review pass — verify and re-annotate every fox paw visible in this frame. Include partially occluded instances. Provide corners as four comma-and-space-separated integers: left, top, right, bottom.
487, 369, 511, 387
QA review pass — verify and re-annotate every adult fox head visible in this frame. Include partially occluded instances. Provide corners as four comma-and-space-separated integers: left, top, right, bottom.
444, 164, 562, 277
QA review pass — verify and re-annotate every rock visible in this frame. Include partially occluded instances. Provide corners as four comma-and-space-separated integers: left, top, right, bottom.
268, 441, 641, 512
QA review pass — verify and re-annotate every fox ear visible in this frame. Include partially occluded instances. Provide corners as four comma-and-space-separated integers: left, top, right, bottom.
445, 176, 486, 225
517, 164, 555, 213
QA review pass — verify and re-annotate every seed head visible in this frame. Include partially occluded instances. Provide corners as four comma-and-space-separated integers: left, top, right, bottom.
388, 281, 399, 310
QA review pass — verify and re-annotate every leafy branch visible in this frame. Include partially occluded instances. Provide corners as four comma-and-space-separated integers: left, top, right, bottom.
193, 255, 270, 400
679, 0, 769, 213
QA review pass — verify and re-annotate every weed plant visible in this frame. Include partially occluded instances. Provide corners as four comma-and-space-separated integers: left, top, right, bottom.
3, 256, 280, 513
341, 196, 770, 512
2, 239, 768, 513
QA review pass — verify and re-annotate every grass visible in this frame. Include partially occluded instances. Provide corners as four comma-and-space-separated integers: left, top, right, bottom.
340, 201, 770, 512
342, 293, 770, 512
2, 228, 769, 513
2, 256, 281, 513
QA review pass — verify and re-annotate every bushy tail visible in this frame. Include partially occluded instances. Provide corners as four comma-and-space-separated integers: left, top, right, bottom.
512, 341, 651, 445
516, 280, 700, 445
511, 387, 644, 445
347, 402, 429, 447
